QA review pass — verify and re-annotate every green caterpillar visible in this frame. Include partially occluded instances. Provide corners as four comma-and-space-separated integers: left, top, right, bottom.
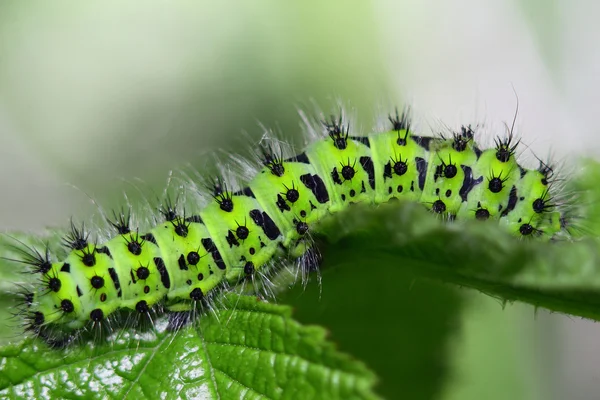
15, 108, 562, 343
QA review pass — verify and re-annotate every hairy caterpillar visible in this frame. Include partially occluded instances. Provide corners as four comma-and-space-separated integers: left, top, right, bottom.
6, 107, 564, 345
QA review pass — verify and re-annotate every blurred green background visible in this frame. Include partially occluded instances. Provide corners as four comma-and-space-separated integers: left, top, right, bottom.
1, 0, 599, 399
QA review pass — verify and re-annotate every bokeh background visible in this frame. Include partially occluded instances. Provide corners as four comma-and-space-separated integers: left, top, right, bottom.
1, 1, 599, 398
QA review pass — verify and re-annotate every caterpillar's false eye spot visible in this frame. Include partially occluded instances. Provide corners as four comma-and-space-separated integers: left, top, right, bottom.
244, 261, 254, 275
82, 254, 95, 267
236, 226, 249, 240
496, 148, 511, 162
286, 189, 299, 203
33, 311, 45, 326
296, 222, 309, 235
393, 161, 408, 176
79, 247, 97, 267
127, 241, 142, 256
187, 251, 200, 266
444, 164, 457, 179
90, 308, 104, 322
488, 178, 504, 193
533, 198, 545, 213
90, 276, 104, 289
48, 278, 61, 292
136, 267, 149, 280
135, 300, 149, 314
190, 288, 203, 301
220, 199, 234, 212
519, 223, 533, 236
432, 200, 446, 214
175, 225, 188, 237
341, 165, 355, 180
475, 208, 490, 220
61, 299, 74, 313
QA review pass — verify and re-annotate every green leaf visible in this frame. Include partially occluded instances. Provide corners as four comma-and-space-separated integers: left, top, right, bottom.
280, 264, 464, 400
0, 295, 379, 400
565, 159, 600, 238
441, 297, 547, 400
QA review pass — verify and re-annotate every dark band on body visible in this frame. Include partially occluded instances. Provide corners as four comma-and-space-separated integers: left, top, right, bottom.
153, 257, 170, 289
415, 157, 428, 190
459, 166, 483, 202
249, 209, 281, 240
201, 238, 227, 270
299, 174, 330, 203
359, 156, 375, 189
108, 267, 122, 297
141, 233, 158, 246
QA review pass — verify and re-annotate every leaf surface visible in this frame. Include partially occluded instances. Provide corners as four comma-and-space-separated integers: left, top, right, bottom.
0, 296, 378, 400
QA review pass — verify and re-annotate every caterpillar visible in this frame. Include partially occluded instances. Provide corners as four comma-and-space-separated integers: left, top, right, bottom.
7, 107, 564, 345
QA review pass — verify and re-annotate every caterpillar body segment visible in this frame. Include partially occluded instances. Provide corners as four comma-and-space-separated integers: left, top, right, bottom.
22, 110, 564, 339
305, 133, 375, 212
150, 220, 226, 307
247, 157, 330, 250
199, 193, 282, 282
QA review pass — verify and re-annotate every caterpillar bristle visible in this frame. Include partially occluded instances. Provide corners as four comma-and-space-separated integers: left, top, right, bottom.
323, 114, 349, 150
211, 178, 234, 212
493, 132, 520, 163
260, 143, 285, 177
166, 311, 191, 331
123, 230, 145, 256
108, 208, 132, 234
169, 214, 191, 238
23, 291, 34, 308
537, 159, 556, 184
2, 238, 53, 275
63, 220, 89, 251
76, 246, 98, 267
451, 125, 475, 152
159, 195, 179, 222
388, 106, 412, 132
323, 113, 348, 136
24, 311, 45, 332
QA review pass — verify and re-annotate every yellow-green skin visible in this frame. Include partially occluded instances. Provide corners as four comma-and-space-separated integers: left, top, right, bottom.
30, 126, 562, 332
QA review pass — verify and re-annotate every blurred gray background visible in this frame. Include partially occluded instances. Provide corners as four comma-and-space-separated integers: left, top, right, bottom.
0, 1, 599, 399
